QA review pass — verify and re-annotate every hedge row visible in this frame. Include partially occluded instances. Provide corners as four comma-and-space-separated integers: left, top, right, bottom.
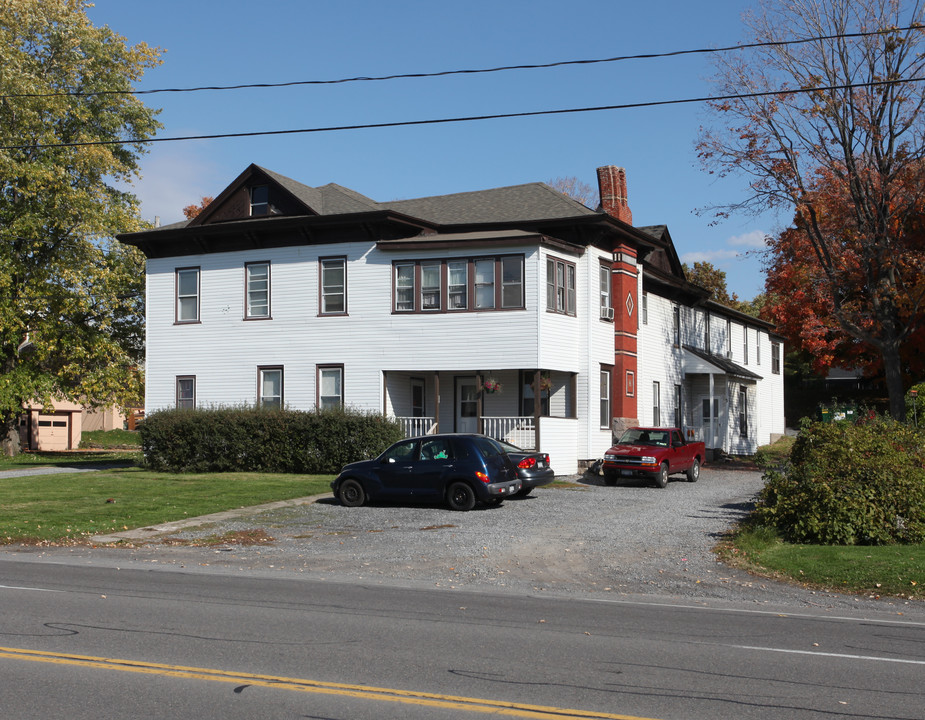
754, 417, 925, 545
139, 406, 404, 474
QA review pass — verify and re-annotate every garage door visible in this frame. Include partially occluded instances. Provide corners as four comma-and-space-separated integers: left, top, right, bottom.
37, 413, 70, 451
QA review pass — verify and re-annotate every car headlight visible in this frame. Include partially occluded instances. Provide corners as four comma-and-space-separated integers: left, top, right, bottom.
641, 456, 657, 464
604, 454, 618, 461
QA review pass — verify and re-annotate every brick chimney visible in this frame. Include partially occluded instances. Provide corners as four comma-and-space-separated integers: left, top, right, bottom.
597, 165, 632, 225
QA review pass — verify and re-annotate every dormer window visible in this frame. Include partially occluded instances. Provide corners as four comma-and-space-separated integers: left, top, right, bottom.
250, 185, 269, 216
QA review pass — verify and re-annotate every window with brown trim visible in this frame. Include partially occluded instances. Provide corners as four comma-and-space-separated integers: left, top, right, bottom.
175, 267, 200, 323
320, 257, 346, 315
600, 366, 612, 428
176, 376, 196, 409
391, 255, 523, 313
258, 366, 283, 409
317, 364, 344, 409
245, 262, 270, 319
546, 257, 576, 315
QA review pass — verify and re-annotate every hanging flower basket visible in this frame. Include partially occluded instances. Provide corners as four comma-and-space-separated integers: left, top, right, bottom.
482, 378, 503, 394
532, 373, 552, 392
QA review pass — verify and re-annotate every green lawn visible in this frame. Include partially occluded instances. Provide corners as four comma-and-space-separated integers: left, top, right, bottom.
0, 466, 333, 544
720, 526, 925, 600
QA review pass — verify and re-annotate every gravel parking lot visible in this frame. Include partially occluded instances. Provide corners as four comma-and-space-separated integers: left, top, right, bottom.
9, 466, 922, 614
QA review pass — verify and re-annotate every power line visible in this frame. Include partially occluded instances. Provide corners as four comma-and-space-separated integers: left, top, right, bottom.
2, 76, 922, 151
1, 26, 921, 100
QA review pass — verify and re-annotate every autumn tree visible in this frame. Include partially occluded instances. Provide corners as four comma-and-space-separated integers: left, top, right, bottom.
182, 196, 214, 220
698, 0, 925, 419
0, 0, 162, 453
683, 260, 765, 317
547, 176, 596, 208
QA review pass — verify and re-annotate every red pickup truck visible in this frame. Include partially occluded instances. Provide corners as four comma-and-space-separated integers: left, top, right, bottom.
602, 427, 705, 488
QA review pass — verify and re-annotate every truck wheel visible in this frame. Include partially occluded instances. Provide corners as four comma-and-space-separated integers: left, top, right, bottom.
686, 459, 700, 483
654, 462, 669, 489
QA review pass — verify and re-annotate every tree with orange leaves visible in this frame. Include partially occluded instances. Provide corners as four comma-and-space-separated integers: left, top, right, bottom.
182, 196, 213, 220
699, 0, 925, 419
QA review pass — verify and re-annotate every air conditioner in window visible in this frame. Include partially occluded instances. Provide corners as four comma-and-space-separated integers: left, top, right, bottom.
600, 306, 614, 320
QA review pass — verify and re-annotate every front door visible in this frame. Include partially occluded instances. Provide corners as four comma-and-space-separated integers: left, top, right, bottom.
701, 398, 720, 449
456, 377, 479, 433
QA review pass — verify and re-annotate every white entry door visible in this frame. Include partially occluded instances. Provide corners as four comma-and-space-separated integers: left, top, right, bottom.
456, 378, 479, 433
701, 398, 720, 449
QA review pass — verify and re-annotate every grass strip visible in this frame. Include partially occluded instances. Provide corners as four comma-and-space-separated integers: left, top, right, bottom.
0, 466, 333, 544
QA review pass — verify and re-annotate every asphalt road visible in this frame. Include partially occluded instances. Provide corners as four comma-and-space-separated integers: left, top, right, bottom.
1, 558, 924, 720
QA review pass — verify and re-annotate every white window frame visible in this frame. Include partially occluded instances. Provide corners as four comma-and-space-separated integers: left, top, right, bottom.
653, 381, 661, 426
475, 258, 495, 309
420, 262, 442, 311
176, 376, 196, 409
258, 367, 283, 409
600, 368, 612, 429
447, 260, 468, 310
318, 365, 344, 410
501, 256, 524, 309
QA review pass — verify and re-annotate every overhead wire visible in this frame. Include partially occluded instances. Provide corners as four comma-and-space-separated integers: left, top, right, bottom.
0, 25, 921, 99
1, 77, 923, 151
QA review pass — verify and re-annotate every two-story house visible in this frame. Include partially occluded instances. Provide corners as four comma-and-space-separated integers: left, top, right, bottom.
118, 163, 785, 474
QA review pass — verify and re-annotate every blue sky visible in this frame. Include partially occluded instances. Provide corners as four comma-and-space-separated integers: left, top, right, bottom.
87, 0, 784, 300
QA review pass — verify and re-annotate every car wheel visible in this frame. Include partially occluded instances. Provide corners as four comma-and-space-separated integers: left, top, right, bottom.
446, 481, 476, 511
654, 463, 669, 489
338, 478, 366, 507
686, 459, 700, 483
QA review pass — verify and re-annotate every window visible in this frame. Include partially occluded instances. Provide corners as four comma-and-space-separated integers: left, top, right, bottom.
250, 185, 269, 216
392, 256, 523, 313
626, 370, 635, 397
642, 293, 648, 325
672, 305, 680, 346
674, 384, 682, 428
320, 257, 346, 314
546, 257, 576, 315
245, 262, 270, 319
756, 330, 761, 365
739, 385, 748, 437
520, 371, 549, 417
411, 378, 425, 417
421, 262, 442, 311
176, 376, 195, 409
501, 256, 524, 308
395, 262, 415, 311
475, 259, 495, 309
176, 267, 200, 323
448, 261, 467, 310
599, 265, 612, 318
726, 319, 732, 358
258, 367, 283, 409
600, 368, 612, 428
704, 312, 711, 353
653, 381, 661, 426
743, 326, 749, 364
771, 341, 781, 374
318, 365, 344, 409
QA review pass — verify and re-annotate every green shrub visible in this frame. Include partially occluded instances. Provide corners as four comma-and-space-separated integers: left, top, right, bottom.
139, 406, 404, 474
753, 417, 925, 545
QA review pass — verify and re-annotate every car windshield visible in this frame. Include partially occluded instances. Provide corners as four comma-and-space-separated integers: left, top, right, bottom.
618, 429, 669, 447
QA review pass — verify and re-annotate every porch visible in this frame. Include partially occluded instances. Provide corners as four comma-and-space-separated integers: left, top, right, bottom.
385, 369, 577, 463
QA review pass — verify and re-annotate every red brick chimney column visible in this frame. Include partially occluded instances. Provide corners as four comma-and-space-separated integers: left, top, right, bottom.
597, 165, 633, 225
611, 244, 639, 431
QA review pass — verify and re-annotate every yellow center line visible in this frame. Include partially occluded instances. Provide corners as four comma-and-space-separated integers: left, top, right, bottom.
0, 645, 661, 720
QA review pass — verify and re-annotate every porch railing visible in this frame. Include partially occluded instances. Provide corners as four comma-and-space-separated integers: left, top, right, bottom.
482, 416, 536, 450
394, 417, 437, 437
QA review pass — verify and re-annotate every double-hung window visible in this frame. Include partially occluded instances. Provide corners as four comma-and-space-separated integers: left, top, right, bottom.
395, 263, 415, 311
704, 312, 711, 353
674, 384, 682, 428
320, 257, 346, 314
501, 256, 524, 308
652, 381, 661, 426
258, 367, 283, 409
672, 305, 680, 346
771, 341, 781, 374
546, 257, 576, 315
739, 386, 749, 437
318, 365, 344, 409
448, 261, 467, 310
600, 367, 612, 428
176, 267, 200, 323
421, 262, 441, 311
475, 259, 495, 309
176, 376, 195, 409
599, 265, 612, 319
250, 185, 269, 216
245, 262, 270, 319
743, 326, 749, 364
